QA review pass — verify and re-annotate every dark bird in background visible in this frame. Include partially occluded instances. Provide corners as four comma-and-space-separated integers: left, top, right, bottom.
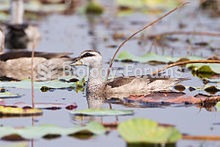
5, 0, 40, 50
0, 28, 74, 81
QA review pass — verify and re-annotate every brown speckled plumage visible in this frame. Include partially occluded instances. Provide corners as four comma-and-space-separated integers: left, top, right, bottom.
72, 50, 186, 98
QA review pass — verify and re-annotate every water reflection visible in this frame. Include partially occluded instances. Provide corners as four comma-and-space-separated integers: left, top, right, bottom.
86, 14, 100, 50
5, 0, 41, 50
72, 90, 219, 126
72, 92, 111, 125
5, 24, 41, 50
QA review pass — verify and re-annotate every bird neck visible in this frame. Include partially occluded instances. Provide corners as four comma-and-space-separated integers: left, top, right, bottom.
10, 0, 24, 25
87, 64, 105, 93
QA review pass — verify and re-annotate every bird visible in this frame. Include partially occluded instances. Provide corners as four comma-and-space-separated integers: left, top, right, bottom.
0, 28, 4, 52
71, 50, 187, 97
5, 0, 40, 49
0, 27, 74, 81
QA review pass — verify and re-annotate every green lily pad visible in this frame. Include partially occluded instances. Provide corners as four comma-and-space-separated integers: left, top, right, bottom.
117, 0, 179, 10
0, 78, 85, 91
204, 78, 220, 83
0, 80, 73, 89
118, 118, 182, 143
0, 122, 105, 140
187, 63, 220, 75
0, 92, 21, 99
216, 102, 220, 112
0, 142, 28, 147
85, 1, 104, 15
0, 106, 42, 117
71, 109, 134, 116
117, 51, 203, 63
0, 0, 68, 14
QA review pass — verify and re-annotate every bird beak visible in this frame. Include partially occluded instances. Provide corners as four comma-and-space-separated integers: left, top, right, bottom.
71, 57, 83, 66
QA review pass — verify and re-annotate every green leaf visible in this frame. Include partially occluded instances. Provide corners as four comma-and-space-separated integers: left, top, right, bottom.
216, 102, 220, 112
85, 1, 104, 15
0, 80, 72, 89
0, 122, 106, 140
187, 63, 220, 74
0, 142, 28, 147
0, 92, 21, 99
118, 118, 182, 143
0, 78, 85, 91
117, 51, 203, 63
204, 78, 220, 83
71, 108, 134, 116
0, 106, 42, 117
116, 0, 179, 10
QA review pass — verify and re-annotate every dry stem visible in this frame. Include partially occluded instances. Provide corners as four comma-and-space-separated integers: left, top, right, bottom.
182, 135, 220, 141
106, 2, 189, 80
31, 41, 36, 108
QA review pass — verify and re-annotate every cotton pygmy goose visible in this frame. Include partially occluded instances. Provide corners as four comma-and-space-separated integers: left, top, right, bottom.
71, 50, 186, 96
0, 29, 74, 81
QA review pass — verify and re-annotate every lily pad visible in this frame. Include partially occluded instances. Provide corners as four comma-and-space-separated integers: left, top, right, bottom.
118, 118, 182, 143
0, 142, 28, 147
0, 92, 21, 99
203, 78, 220, 83
187, 63, 220, 76
13, 102, 77, 110
0, 106, 42, 117
85, 1, 104, 15
0, 80, 73, 89
71, 109, 134, 116
0, 79, 85, 91
122, 93, 220, 108
0, 0, 69, 14
0, 122, 106, 140
216, 102, 220, 112
117, 51, 203, 63
117, 0, 179, 10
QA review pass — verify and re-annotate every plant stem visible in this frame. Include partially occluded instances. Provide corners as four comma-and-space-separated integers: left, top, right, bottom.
106, 2, 189, 80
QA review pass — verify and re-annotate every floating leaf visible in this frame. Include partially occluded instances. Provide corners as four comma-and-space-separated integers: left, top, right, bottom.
0, 122, 106, 140
216, 102, 220, 112
0, 0, 69, 16
117, 51, 203, 64
116, 0, 179, 10
85, 1, 104, 15
187, 63, 220, 75
0, 80, 73, 89
203, 78, 220, 83
0, 79, 85, 91
71, 109, 134, 116
13, 102, 77, 110
0, 92, 21, 99
0, 142, 28, 147
121, 93, 220, 108
0, 106, 42, 117
118, 118, 182, 143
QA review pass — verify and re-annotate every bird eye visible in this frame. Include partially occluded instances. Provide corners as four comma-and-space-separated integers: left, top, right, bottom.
81, 53, 95, 58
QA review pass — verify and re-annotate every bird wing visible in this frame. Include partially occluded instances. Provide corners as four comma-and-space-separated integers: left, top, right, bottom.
0, 51, 73, 61
106, 75, 182, 88
107, 76, 136, 88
